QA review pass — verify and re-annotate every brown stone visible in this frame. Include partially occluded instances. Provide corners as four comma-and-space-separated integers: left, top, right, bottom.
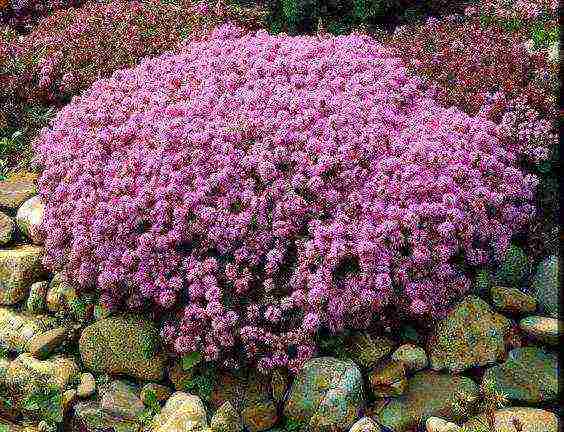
0, 177, 36, 214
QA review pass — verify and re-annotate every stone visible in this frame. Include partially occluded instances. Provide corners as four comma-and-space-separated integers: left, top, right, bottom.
26, 326, 68, 359
483, 347, 558, 404
0, 212, 15, 246
151, 391, 208, 432
72, 401, 141, 432
0, 422, 40, 432
140, 383, 172, 405
349, 417, 382, 432
519, 316, 560, 346
0, 178, 36, 214
0, 307, 57, 354
425, 417, 460, 432
79, 315, 165, 381
428, 296, 511, 373
489, 286, 537, 315
284, 357, 364, 432
210, 402, 243, 432
0, 245, 46, 305
45, 273, 77, 313
5, 353, 79, 397
210, 369, 277, 431
344, 332, 395, 370
461, 407, 558, 432
390, 344, 428, 373
26, 281, 48, 313
376, 371, 479, 432
100, 380, 145, 420
369, 360, 408, 398
62, 388, 78, 412
529, 256, 559, 318
15, 196, 44, 245
241, 401, 278, 432
77, 372, 96, 398
495, 245, 529, 287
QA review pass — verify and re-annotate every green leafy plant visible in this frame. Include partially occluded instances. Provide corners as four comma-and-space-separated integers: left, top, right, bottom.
181, 351, 203, 371
454, 377, 508, 431
137, 388, 161, 427
21, 384, 63, 425
179, 363, 217, 402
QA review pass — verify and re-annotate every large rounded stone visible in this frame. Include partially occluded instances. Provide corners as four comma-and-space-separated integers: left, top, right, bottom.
482, 347, 558, 404
26, 326, 68, 359
0, 245, 46, 305
15, 196, 44, 245
0, 177, 36, 214
0, 212, 15, 246
519, 316, 560, 346
284, 357, 364, 432
151, 391, 208, 432
368, 360, 408, 398
344, 332, 395, 370
376, 371, 479, 432
46, 273, 77, 313
529, 256, 559, 318
428, 296, 511, 373
79, 315, 165, 381
462, 407, 558, 432
349, 417, 382, 432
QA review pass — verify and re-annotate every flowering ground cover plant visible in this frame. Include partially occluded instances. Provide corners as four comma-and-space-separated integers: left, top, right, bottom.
35, 23, 540, 372
388, 1, 559, 260
0, 0, 83, 33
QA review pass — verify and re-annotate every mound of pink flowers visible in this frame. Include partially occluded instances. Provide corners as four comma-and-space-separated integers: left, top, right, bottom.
35, 24, 538, 372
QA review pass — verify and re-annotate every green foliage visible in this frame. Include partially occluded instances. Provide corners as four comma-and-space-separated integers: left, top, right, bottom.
269, 416, 308, 432
495, 244, 529, 286
181, 351, 203, 371
21, 384, 63, 425
474, 268, 492, 295
137, 388, 161, 427
179, 362, 217, 402
531, 23, 559, 48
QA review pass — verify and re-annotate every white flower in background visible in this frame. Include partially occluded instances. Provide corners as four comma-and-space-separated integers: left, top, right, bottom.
547, 41, 559, 64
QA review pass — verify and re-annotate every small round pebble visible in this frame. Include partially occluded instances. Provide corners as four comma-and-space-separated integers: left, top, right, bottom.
426, 417, 461, 432
390, 344, 428, 372
77, 372, 96, 398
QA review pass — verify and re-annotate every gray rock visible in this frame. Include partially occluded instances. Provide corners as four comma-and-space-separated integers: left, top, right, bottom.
349, 417, 382, 432
482, 347, 558, 404
428, 296, 510, 373
376, 371, 479, 432
0, 307, 57, 354
284, 357, 364, 432
529, 255, 559, 318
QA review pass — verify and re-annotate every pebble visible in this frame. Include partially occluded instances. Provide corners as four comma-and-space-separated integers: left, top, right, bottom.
519, 316, 560, 346
77, 372, 97, 398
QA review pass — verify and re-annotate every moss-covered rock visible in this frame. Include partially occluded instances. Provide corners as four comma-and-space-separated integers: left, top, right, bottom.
0, 307, 58, 354
482, 347, 558, 404
79, 315, 165, 381
519, 316, 560, 346
0, 245, 46, 305
284, 357, 364, 432
529, 255, 559, 318
428, 296, 511, 373
25, 281, 48, 313
72, 401, 141, 432
461, 407, 558, 432
210, 402, 243, 432
489, 286, 537, 315
376, 371, 479, 432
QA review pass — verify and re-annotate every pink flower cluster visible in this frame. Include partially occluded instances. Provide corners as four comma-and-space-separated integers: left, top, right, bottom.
35, 24, 538, 372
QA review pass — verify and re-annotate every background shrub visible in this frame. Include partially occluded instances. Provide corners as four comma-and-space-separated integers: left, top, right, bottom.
35, 24, 539, 372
